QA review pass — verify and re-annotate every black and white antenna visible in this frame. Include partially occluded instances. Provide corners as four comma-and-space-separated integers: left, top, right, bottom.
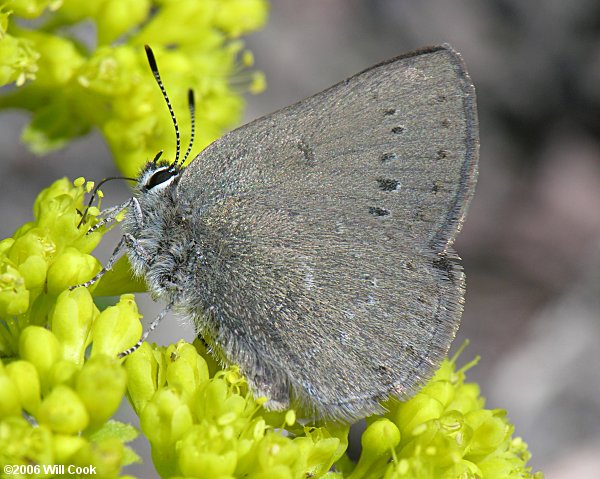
144, 45, 181, 168
180, 88, 196, 167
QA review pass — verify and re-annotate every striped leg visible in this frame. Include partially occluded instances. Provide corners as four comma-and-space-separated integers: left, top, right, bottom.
118, 302, 174, 358
84, 199, 132, 233
69, 233, 149, 290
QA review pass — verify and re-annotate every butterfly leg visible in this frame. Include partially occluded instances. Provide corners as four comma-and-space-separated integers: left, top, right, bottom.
69, 233, 150, 290
81, 199, 132, 233
118, 301, 174, 357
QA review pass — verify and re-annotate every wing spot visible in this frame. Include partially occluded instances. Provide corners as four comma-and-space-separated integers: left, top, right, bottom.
436, 94, 447, 103
376, 177, 401, 192
381, 152, 398, 163
405, 344, 417, 357
369, 206, 390, 217
391, 126, 406, 134
441, 119, 451, 128
437, 149, 448, 160
384, 108, 397, 116
413, 207, 426, 221
296, 138, 316, 166
433, 254, 455, 281
431, 181, 440, 193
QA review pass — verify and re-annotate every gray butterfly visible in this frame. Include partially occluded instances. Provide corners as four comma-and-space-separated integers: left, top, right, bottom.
78, 44, 478, 422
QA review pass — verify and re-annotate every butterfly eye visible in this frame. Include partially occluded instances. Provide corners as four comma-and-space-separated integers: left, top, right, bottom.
145, 168, 177, 191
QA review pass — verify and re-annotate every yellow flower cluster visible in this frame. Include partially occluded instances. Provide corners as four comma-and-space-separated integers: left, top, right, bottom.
125, 340, 348, 478
0, 178, 141, 476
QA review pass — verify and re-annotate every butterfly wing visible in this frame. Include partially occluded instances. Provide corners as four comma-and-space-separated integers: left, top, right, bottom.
177, 44, 478, 421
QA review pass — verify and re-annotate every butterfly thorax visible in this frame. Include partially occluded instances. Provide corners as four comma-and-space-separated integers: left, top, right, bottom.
121, 163, 199, 302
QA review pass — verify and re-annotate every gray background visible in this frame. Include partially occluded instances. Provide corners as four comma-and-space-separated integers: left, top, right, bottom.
2, 1, 600, 477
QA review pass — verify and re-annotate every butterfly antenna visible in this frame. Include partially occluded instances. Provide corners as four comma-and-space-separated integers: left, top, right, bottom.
180, 89, 196, 167
144, 45, 181, 168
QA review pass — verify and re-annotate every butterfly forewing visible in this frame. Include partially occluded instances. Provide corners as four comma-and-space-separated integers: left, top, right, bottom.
177, 45, 478, 420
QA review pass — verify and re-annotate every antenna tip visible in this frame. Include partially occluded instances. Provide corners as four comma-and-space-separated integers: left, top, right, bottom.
144, 45, 158, 71
187, 89, 195, 108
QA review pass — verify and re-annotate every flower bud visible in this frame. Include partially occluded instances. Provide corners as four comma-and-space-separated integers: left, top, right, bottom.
51, 288, 98, 365
295, 427, 344, 477
70, 438, 125, 479
214, 0, 269, 36
394, 393, 444, 433
46, 247, 100, 295
76, 354, 127, 431
348, 419, 400, 479
53, 434, 88, 464
19, 326, 61, 393
448, 383, 482, 414
421, 380, 455, 408
165, 342, 210, 401
5, 360, 41, 414
465, 410, 509, 457
178, 437, 237, 478
37, 385, 89, 434
8, 0, 56, 19
0, 261, 29, 316
140, 388, 193, 476
124, 342, 162, 414
19, 30, 84, 87
254, 434, 297, 474
195, 377, 229, 422
0, 416, 53, 466
91, 294, 142, 358
17, 254, 47, 292
97, 0, 151, 45
141, 388, 193, 447
0, 367, 21, 418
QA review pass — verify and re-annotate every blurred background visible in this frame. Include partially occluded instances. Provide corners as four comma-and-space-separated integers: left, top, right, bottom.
2, 1, 600, 477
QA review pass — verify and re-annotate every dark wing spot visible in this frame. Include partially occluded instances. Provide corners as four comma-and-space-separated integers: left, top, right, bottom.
297, 138, 316, 166
376, 177, 401, 192
431, 181, 440, 193
381, 152, 398, 163
404, 344, 417, 357
441, 119, 451, 128
437, 149, 448, 160
369, 206, 390, 217
391, 126, 405, 134
432, 254, 455, 281
413, 206, 426, 221
384, 108, 397, 116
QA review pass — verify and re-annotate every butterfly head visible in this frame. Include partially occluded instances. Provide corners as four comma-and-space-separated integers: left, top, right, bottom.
136, 149, 183, 197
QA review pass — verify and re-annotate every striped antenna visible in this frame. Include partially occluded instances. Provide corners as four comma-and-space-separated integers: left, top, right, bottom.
144, 45, 181, 168
178, 88, 196, 167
